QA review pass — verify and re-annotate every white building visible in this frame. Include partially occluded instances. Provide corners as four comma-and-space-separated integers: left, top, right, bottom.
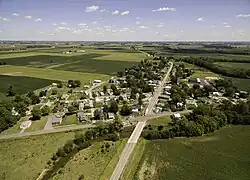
20, 120, 32, 129
173, 113, 181, 119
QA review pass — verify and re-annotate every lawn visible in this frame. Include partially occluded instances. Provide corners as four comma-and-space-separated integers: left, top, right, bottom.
0, 131, 76, 180
25, 116, 48, 132
0, 74, 55, 100
0, 66, 110, 84
56, 114, 81, 126
53, 138, 127, 180
147, 116, 172, 125
131, 125, 250, 180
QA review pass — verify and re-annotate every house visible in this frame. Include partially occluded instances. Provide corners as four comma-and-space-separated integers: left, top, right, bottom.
77, 111, 86, 122
20, 120, 32, 129
164, 85, 172, 91
51, 112, 65, 125
177, 102, 183, 107
108, 112, 115, 120
77, 50, 86, 53
173, 113, 181, 119
189, 78, 200, 84
52, 83, 57, 87
132, 106, 139, 115
213, 92, 222, 97
240, 91, 249, 98
11, 107, 19, 116
79, 103, 84, 111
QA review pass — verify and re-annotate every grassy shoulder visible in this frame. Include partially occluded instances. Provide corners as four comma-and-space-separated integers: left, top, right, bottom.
0, 131, 76, 180
52, 138, 127, 180
120, 139, 147, 180
133, 125, 250, 180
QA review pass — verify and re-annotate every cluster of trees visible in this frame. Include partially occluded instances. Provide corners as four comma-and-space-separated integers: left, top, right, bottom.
0, 92, 41, 132
50, 119, 123, 161
0, 61, 6, 65
68, 80, 81, 88
143, 100, 250, 140
180, 57, 250, 79
170, 64, 193, 84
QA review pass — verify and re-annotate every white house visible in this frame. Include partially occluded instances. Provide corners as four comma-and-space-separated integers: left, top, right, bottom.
20, 120, 32, 129
173, 113, 181, 119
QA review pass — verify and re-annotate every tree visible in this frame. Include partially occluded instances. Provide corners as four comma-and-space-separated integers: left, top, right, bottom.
51, 89, 57, 95
56, 148, 67, 157
120, 104, 132, 116
103, 85, 107, 94
7, 85, 16, 96
41, 105, 50, 116
109, 100, 118, 114
30, 94, 40, 105
68, 105, 78, 114
204, 85, 213, 97
57, 82, 63, 88
31, 106, 41, 120
39, 90, 46, 97
63, 140, 74, 154
74, 80, 81, 87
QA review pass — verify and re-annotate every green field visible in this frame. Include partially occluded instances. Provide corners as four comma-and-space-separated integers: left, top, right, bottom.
0, 66, 110, 84
53, 139, 127, 180
226, 77, 250, 92
1, 51, 141, 75
0, 132, 76, 180
0, 74, 55, 99
215, 62, 250, 70
130, 126, 250, 180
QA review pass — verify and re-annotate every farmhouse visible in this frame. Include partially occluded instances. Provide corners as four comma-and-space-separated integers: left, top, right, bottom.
108, 112, 115, 120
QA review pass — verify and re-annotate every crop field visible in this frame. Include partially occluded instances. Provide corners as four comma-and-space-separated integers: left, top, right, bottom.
0, 66, 110, 84
215, 62, 250, 70
0, 132, 76, 180
1, 51, 141, 75
226, 77, 250, 92
0, 74, 55, 99
53, 139, 127, 180
130, 126, 250, 180
55, 58, 139, 75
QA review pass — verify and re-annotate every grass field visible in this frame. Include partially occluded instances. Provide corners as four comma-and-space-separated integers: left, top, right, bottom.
0, 66, 110, 84
181, 62, 220, 78
131, 126, 250, 180
53, 139, 127, 180
0, 74, 55, 99
147, 116, 172, 125
0, 131, 76, 180
215, 62, 250, 70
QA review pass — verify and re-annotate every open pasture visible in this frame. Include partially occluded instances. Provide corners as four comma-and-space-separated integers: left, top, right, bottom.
0, 132, 76, 180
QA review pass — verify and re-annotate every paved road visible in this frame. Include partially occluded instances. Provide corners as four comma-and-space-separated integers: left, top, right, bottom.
146, 62, 173, 115
0, 110, 191, 141
0, 124, 94, 140
110, 63, 174, 180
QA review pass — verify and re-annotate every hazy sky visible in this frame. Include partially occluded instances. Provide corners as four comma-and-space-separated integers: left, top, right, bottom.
0, 0, 249, 41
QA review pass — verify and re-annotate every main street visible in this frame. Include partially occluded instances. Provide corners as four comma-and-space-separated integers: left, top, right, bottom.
110, 62, 174, 180
145, 62, 173, 115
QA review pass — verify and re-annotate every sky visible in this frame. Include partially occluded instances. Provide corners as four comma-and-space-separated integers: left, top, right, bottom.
0, 0, 249, 41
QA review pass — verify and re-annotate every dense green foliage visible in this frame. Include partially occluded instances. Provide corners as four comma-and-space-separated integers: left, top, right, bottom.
143, 100, 250, 140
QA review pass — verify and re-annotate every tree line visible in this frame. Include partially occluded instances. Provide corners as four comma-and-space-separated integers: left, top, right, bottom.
143, 100, 250, 140
178, 57, 250, 79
